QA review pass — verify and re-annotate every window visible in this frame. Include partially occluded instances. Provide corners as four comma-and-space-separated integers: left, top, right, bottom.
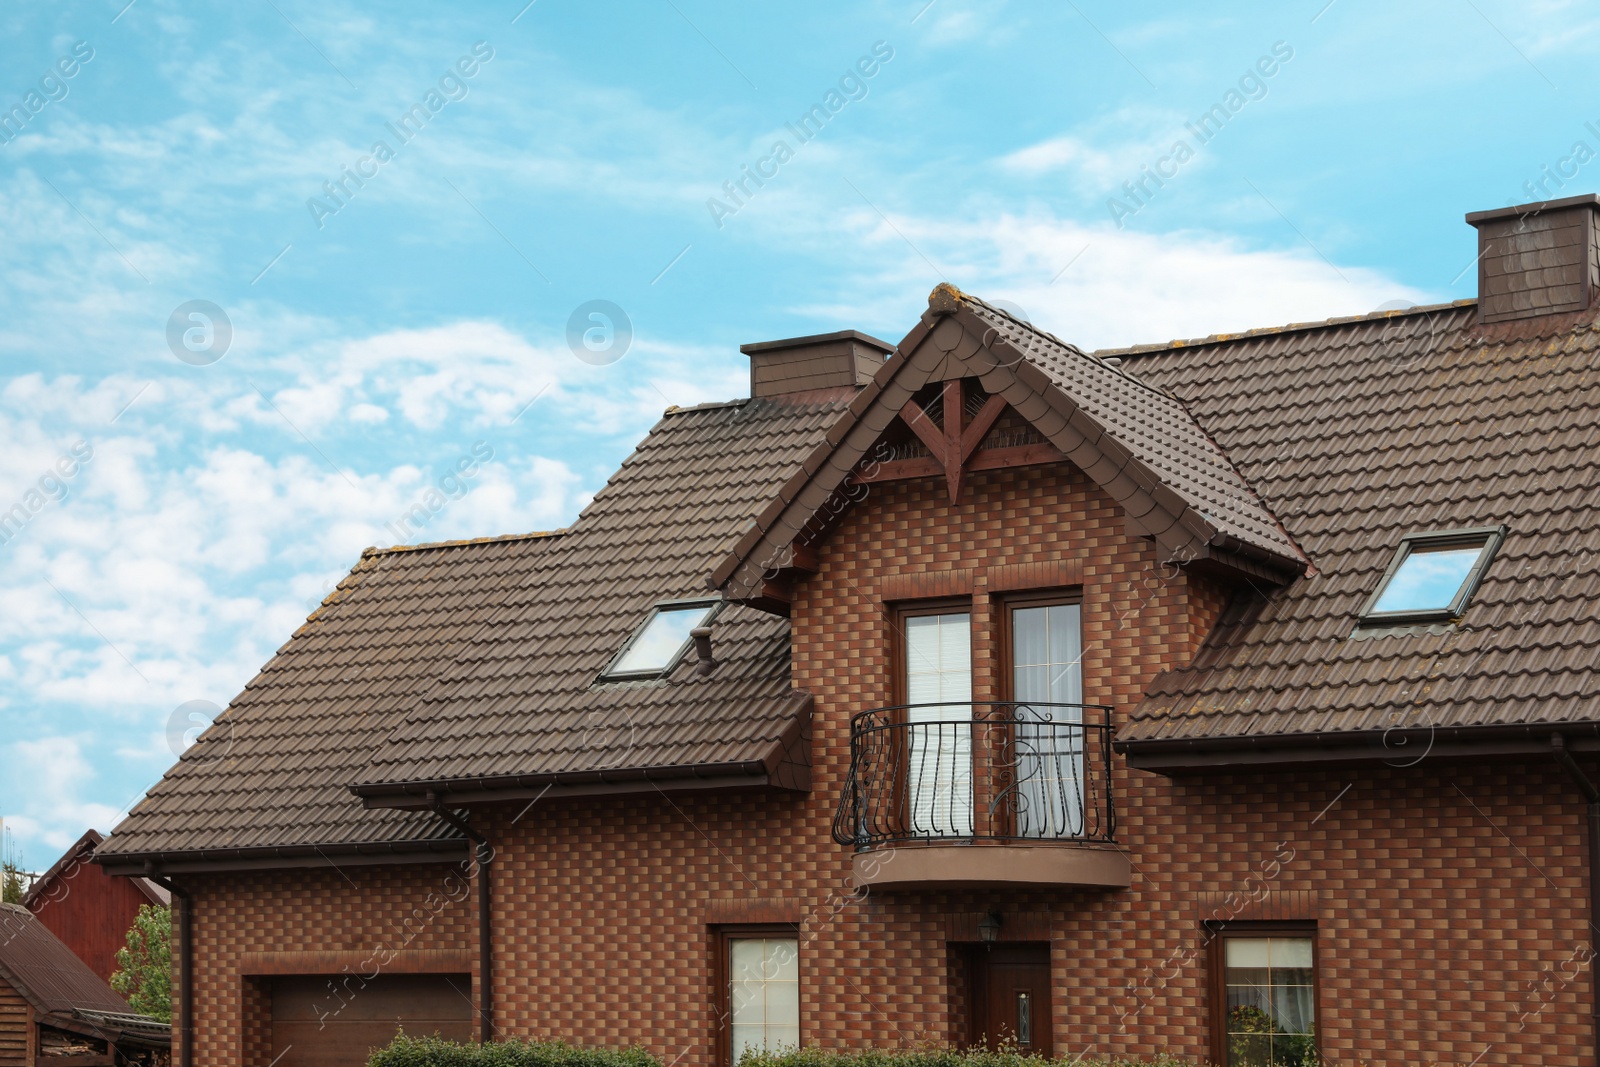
1359, 526, 1505, 625
1004, 594, 1086, 838
600, 598, 718, 680
1209, 925, 1317, 1067
718, 931, 798, 1064
897, 603, 973, 837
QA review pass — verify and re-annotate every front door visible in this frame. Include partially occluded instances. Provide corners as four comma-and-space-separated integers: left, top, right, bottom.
968, 944, 1053, 1055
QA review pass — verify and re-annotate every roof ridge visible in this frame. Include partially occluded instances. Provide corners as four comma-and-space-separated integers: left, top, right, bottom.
1093, 298, 1481, 357
363, 529, 567, 557
663, 398, 749, 414
950, 284, 1188, 401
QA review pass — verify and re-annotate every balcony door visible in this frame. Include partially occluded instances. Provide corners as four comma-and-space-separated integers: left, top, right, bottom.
903, 609, 973, 836
1008, 598, 1085, 837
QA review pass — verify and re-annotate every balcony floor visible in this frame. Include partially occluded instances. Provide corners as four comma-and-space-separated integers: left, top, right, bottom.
850, 840, 1132, 890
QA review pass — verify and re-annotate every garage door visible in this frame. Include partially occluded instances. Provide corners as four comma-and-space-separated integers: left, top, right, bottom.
270, 973, 473, 1067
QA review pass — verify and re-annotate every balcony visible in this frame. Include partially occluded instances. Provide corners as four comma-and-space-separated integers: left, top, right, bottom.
831, 702, 1130, 890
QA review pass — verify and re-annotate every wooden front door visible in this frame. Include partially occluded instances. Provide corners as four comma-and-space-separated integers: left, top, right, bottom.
967, 944, 1053, 1056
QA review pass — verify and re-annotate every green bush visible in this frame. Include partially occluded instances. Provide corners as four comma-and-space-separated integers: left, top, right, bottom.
735, 1050, 1193, 1067
365, 1040, 1201, 1067
732, 1049, 1196, 1067
368, 1035, 662, 1067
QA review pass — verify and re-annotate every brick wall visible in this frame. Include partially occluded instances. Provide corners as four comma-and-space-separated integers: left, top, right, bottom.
183, 461, 1595, 1066
186, 865, 477, 1066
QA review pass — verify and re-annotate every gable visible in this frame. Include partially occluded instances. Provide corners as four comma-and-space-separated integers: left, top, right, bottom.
713, 284, 1308, 609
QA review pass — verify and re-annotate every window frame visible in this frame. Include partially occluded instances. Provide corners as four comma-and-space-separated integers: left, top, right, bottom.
888, 597, 976, 839
1357, 525, 1506, 626
997, 589, 1089, 840
889, 597, 974, 707
998, 588, 1085, 704
1206, 920, 1320, 1067
711, 924, 801, 1067
598, 596, 721, 682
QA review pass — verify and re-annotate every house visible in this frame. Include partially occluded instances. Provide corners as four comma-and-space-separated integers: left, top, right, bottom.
95, 193, 1600, 1067
0, 903, 171, 1065
24, 830, 171, 984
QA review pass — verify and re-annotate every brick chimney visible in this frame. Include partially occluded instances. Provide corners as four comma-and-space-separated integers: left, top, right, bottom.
1466, 193, 1600, 323
739, 330, 893, 398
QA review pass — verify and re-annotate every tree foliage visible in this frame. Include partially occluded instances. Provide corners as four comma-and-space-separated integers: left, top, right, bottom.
0, 828, 24, 905
110, 903, 172, 1022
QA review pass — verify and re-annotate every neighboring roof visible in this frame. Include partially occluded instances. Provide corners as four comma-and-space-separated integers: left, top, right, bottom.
0, 903, 133, 1017
0, 906, 170, 1048
713, 285, 1307, 599
1115, 299, 1600, 750
350, 391, 852, 801
69, 1007, 174, 1047
96, 531, 564, 868
22, 830, 167, 909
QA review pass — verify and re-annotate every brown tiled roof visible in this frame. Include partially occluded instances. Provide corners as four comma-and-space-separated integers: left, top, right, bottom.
0, 903, 131, 1016
350, 392, 852, 798
100, 273, 1600, 857
96, 532, 564, 863
1116, 300, 1600, 745
956, 290, 1306, 565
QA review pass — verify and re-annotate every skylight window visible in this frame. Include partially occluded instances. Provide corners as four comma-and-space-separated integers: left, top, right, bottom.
602, 598, 719, 679
1360, 527, 1505, 625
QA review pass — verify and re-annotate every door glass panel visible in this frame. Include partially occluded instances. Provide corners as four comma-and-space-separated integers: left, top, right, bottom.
1010, 603, 1084, 837
1224, 936, 1316, 1067
729, 938, 799, 1061
1015, 991, 1031, 1046
904, 613, 972, 836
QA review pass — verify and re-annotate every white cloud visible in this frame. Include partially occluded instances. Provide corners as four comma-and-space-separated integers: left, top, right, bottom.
5, 737, 125, 855
799, 208, 1431, 351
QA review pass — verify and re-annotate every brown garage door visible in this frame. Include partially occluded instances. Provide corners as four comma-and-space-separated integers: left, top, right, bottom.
270, 973, 473, 1067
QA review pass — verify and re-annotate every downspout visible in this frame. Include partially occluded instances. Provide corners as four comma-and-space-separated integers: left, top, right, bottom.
1551, 733, 1600, 1066
143, 864, 192, 1067
429, 792, 493, 1043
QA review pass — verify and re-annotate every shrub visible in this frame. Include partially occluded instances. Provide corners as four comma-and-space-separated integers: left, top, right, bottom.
368, 1035, 663, 1067
735, 1050, 1193, 1067
366, 1040, 1204, 1067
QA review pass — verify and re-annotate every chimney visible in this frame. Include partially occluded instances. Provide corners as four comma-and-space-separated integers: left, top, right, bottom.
1466, 193, 1600, 323
739, 330, 893, 398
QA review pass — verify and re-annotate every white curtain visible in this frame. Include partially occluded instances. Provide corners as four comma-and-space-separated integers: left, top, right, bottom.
1011, 603, 1085, 837
905, 613, 973, 836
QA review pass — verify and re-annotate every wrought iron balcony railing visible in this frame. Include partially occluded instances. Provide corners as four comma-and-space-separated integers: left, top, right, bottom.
831, 701, 1116, 850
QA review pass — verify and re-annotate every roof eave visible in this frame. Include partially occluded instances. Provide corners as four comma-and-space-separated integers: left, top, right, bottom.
350, 757, 798, 810
92, 837, 471, 877
1116, 721, 1600, 774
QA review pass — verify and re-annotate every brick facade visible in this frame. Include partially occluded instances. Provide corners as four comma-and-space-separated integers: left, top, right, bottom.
181, 462, 1594, 1066
187, 866, 478, 1066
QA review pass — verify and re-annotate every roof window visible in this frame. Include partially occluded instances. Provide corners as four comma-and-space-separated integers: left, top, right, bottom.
601, 598, 719, 680
1359, 527, 1505, 625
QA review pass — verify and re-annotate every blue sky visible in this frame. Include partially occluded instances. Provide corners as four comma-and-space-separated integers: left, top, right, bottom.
1, 0, 1597, 869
